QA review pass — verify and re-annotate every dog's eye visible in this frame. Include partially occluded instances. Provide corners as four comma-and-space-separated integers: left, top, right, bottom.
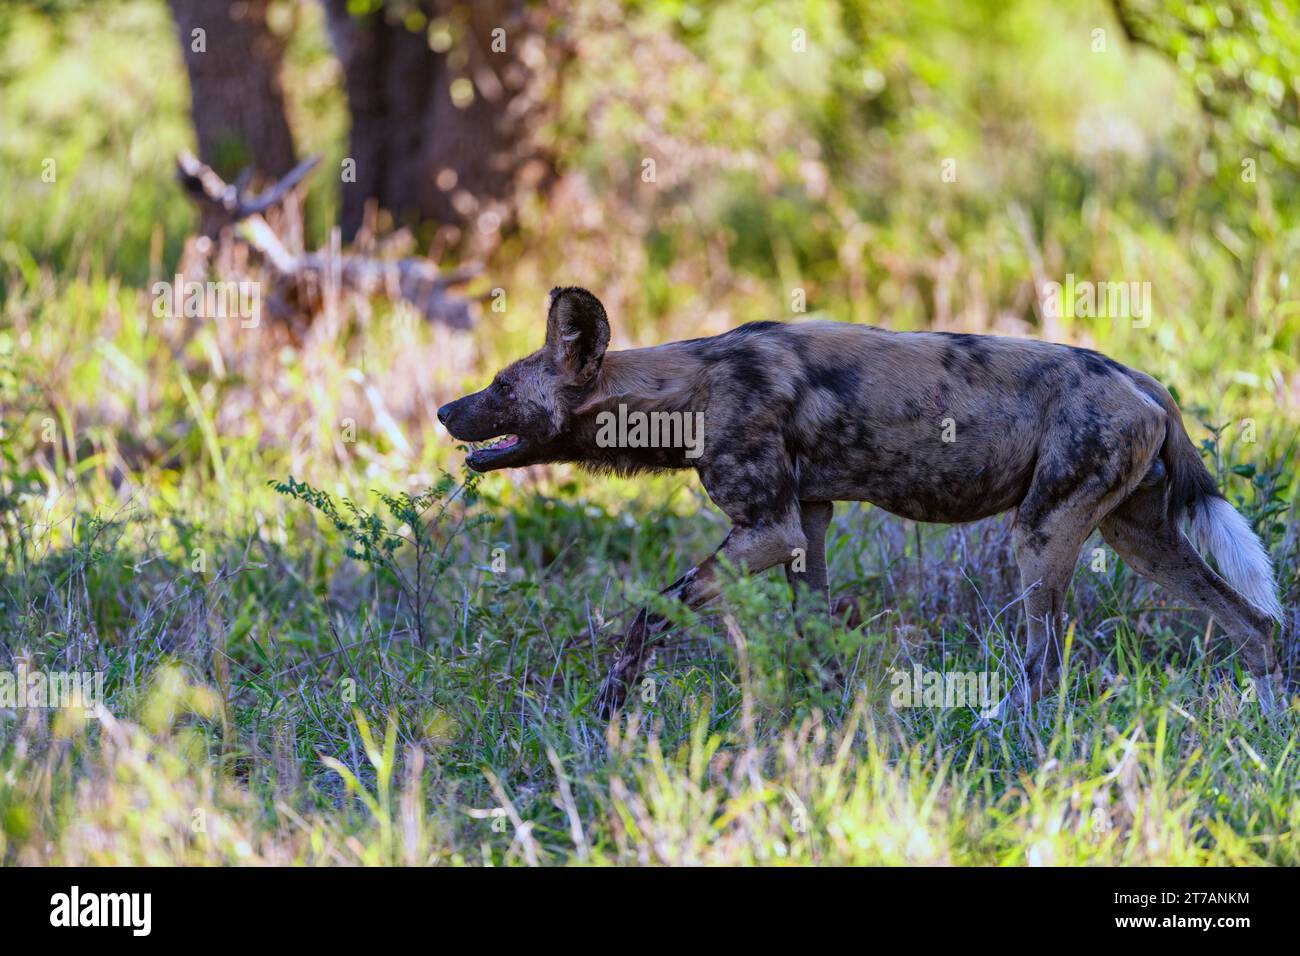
497, 380, 514, 397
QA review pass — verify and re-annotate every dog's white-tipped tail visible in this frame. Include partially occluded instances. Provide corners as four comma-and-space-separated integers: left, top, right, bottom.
1190, 497, 1283, 621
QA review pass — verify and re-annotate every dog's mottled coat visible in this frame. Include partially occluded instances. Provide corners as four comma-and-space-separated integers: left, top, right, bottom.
438, 288, 1284, 717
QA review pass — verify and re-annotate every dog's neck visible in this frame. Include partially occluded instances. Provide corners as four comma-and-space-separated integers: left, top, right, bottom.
576, 345, 706, 417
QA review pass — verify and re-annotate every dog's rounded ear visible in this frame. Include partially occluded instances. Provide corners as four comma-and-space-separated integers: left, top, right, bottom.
545, 287, 610, 384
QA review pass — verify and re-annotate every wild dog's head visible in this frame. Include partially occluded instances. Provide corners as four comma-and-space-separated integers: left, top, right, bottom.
437, 287, 610, 471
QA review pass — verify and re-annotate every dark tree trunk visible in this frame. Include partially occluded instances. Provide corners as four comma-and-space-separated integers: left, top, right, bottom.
168, 0, 297, 182
322, 0, 545, 243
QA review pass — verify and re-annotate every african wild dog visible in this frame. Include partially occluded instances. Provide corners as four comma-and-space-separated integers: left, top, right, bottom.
438, 287, 1285, 718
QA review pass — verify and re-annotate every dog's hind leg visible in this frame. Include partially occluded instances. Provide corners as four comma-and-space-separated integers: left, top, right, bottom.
785, 500, 833, 629
1100, 482, 1283, 713
1008, 415, 1160, 708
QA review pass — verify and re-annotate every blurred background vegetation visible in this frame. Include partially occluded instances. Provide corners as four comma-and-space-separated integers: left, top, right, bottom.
1, 1, 1297, 493
1, 0, 1299, 865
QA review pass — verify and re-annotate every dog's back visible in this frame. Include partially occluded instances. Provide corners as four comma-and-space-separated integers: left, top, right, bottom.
611, 321, 1161, 524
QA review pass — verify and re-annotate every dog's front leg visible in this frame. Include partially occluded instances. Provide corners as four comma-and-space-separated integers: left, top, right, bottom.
597, 517, 806, 718
784, 500, 833, 632
595, 565, 711, 720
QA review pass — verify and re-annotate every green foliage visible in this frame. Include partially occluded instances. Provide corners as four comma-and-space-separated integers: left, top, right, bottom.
1198, 418, 1296, 544
1, 0, 1299, 866
1116, 0, 1300, 172
270, 472, 487, 646
0, 339, 43, 562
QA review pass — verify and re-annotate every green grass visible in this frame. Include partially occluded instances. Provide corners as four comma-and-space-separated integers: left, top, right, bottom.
0, 428, 1297, 864
2, 0, 1300, 866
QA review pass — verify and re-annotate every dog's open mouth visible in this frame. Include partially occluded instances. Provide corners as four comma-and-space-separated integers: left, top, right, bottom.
466, 434, 525, 470
474, 434, 519, 452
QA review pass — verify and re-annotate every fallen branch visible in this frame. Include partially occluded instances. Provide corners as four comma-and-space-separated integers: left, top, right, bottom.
175, 151, 479, 329
177, 151, 322, 222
